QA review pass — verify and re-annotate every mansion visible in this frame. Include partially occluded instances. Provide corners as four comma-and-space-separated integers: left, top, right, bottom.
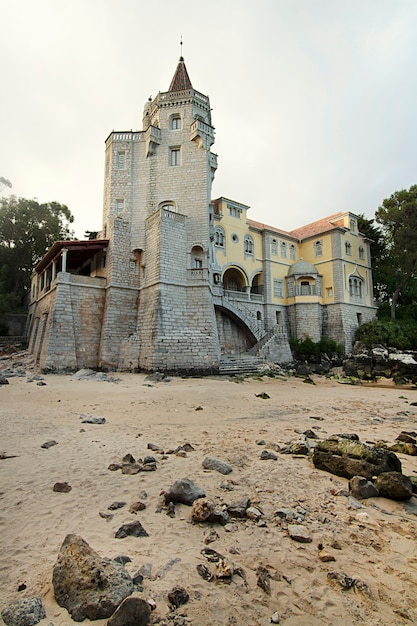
27, 57, 376, 374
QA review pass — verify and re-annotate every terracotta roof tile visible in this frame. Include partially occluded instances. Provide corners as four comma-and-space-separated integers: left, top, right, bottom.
289, 212, 346, 240
169, 57, 193, 92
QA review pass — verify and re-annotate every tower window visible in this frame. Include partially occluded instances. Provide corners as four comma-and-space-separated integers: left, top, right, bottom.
359, 246, 365, 260
170, 148, 180, 166
228, 206, 242, 218
345, 241, 352, 255
116, 151, 125, 169
214, 228, 225, 248
171, 116, 181, 130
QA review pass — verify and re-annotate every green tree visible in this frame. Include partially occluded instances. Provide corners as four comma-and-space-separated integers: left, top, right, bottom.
375, 184, 417, 320
0, 196, 74, 307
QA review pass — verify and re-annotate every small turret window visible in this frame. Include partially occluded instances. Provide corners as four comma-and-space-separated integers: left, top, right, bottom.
171, 115, 181, 130
170, 148, 180, 166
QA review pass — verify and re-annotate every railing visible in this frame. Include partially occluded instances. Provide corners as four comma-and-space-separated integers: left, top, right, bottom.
190, 119, 214, 139
224, 289, 264, 304
294, 285, 318, 296
146, 125, 161, 144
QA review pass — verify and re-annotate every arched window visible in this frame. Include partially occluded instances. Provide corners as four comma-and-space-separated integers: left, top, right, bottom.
214, 228, 225, 248
191, 245, 204, 269
349, 276, 364, 299
314, 240, 322, 257
244, 235, 254, 255
359, 246, 365, 260
345, 241, 352, 255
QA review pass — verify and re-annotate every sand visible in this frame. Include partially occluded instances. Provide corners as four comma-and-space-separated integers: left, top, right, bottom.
1, 356, 417, 625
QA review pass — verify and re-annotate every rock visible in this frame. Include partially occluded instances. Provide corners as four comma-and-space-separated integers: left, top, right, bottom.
121, 464, 143, 475
334, 433, 360, 441
0, 376, 9, 385
246, 506, 263, 521
288, 440, 310, 455
215, 559, 233, 579
99, 511, 114, 521
41, 440, 58, 449
167, 586, 189, 608
389, 442, 417, 456
256, 566, 271, 595
196, 563, 214, 581
147, 442, 164, 452
396, 431, 417, 444
80, 414, 106, 424
204, 529, 220, 544
318, 550, 336, 562
129, 501, 146, 514
202, 456, 232, 474
260, 450, 277, 460
201, 547, 225, 562
107, 597, 150, 626
374, 472, 413, 500
270, 611, 281, 624
108, 501, 127, 510
113, 555, 132, 565
255, 392, 270, 399
227, 497, 251, 518
191, 497, 215, 522
52, 534, 133, 621
312, 437, 402, 480
1, 597, 46, 626
53, 482, 72, 492
163, 478, 205, 505
327, 571, 355, 590
115, 521, 149, 538
349, 476, 379, 499
409, 476, 417, 494
208, 507, 230, 526
287, 524, 312, 543
122, 453, 136, 463
303, 429, 319, 439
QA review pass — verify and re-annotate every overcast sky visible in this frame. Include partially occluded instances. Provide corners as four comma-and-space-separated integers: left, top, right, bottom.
1, 0, 416, 238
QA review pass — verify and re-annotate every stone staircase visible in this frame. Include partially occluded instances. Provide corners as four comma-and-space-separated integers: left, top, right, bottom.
219, 354, 267, 375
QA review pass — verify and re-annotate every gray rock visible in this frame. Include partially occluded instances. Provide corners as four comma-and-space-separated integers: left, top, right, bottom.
313, 437, 402, 480
202, 456, 233, 474
349, 476, 379, 499
0, 375, 9, 385
163, 478, 205, 505
107, 597, 150, 626
52, 534, 133, 621
409, 475, 417, 494
260, 450, 277, 460
374, 472, 413, 500
1, 597, 46, 626
227, 497, 251, 518
80, 414, 106, 424
167, 586, 189, 608
115, 521, 149, 538
41, 440, 58, 449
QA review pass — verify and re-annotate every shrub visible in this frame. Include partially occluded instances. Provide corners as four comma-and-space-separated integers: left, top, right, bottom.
290, 336, 344, 361
355, 319, 417, 350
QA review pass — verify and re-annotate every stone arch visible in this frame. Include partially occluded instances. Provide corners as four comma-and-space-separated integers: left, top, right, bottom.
158, 200, 177, 212
222, 266, 248, 292
250, 271, 264, 295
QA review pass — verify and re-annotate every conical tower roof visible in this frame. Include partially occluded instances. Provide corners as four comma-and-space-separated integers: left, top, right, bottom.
168, 56, 193, 92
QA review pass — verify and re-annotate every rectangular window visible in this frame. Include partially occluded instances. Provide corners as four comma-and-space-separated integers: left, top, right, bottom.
116, 151, 125, 169
115, 199, 124, 213
314, 240, 323, 257
228, 206, 242, 218
172, 117, 181, 129
170, 148, 180, 166
273, 279, 283, 298
326, 287, 333, 297
290, 244, 296, 260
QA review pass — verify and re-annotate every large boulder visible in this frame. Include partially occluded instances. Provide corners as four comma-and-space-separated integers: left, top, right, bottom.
312, 437, 401, 480
52, 534, 133, 621
107, 597, 150, 626
374, 472, 413, 501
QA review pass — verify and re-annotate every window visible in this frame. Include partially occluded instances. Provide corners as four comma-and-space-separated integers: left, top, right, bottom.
280, 241, 287, 258
349, 277, 363, 298
257, 311, 262, 321
214, 228, 225, 248
276, 311, 282, 324
359, 246, 365, 260
160, 201, 176, 212
116, 151, 125, 169
193, 258, 203, 269
171, 116, 181, 130
350, 219, 356, 233
345, 241, 352, 255
287, 279, 295, 297
228, 206, 242, 218
271, 238, 278, 255
273, 279, 283, 298
326, 287, 333, 297
191, 245, 204, 270
314, 240, 322, 257
244, 235, 254, 255
115, 199, 124, 214
290, 243, 296, 260
170, 148, 180, 166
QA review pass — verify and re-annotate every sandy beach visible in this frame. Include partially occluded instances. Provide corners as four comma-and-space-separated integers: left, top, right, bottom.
1, 357, 417, 625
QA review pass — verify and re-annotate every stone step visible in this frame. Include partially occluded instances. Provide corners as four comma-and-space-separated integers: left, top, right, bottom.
219, 354, 266, 375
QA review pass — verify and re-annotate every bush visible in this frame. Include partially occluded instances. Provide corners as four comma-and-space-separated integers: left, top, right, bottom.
355, 319, 417, 350
290, 336, 344, 361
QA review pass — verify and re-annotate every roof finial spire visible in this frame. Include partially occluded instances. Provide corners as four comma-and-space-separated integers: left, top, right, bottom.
180, 34, 183, 61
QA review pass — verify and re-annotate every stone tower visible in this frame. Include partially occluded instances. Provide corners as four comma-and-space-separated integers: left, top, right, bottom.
99, 57, 221, 373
